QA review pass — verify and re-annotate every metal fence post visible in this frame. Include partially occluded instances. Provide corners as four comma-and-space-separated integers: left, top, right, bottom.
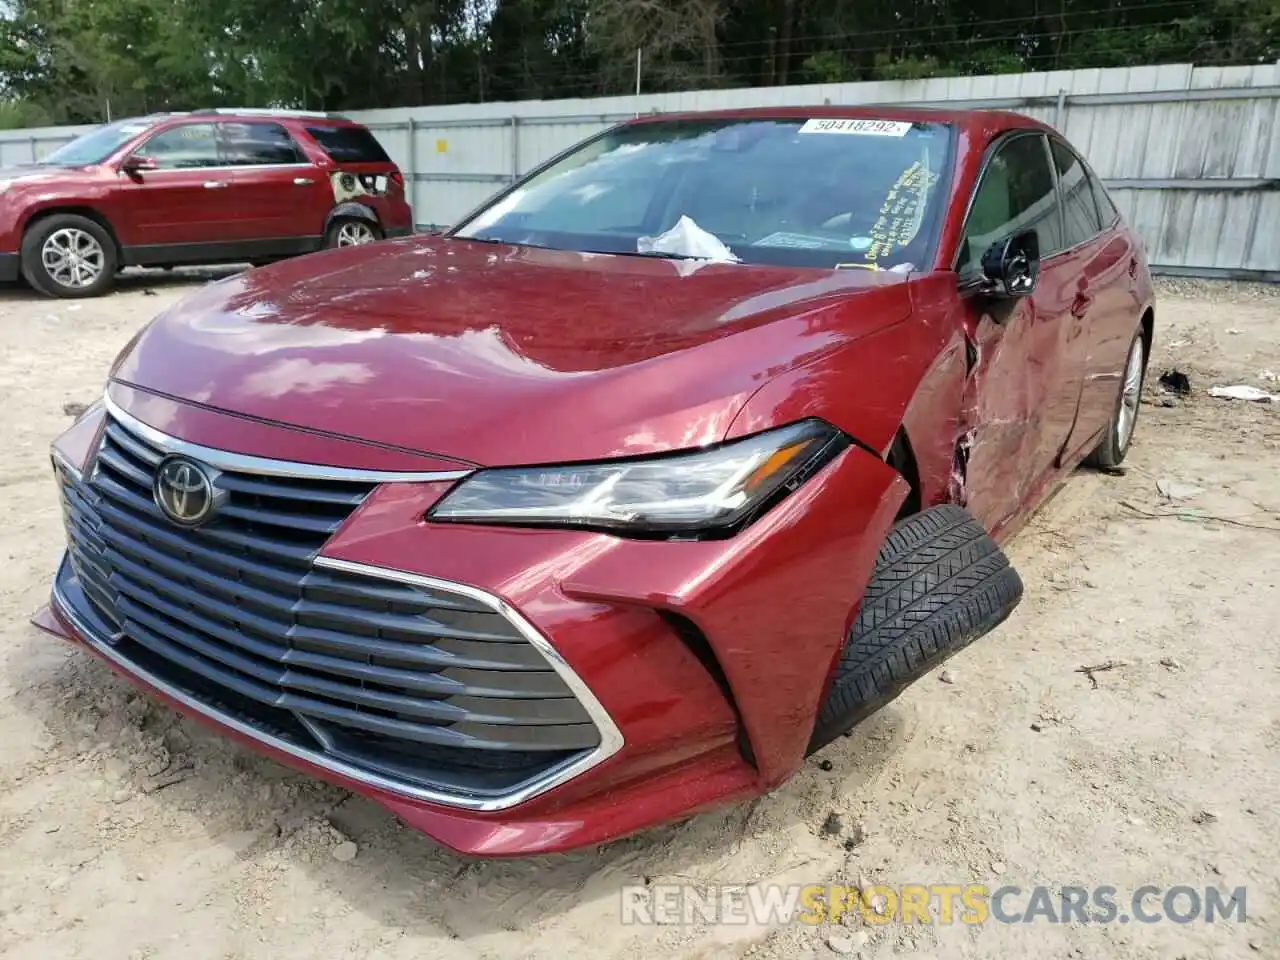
1054, 89, 1067, 130
510, 116, 520, 183
30, 137, 38, 161
405, 116, 418, 226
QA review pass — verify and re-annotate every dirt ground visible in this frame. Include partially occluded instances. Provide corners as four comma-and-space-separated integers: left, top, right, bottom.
0, 270, 1277, 960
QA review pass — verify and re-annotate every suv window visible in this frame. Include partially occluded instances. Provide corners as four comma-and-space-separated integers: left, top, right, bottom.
304, 125, 390, 164
136, 123, 220, 169
219, 121, 304, 166
1051, 139, 1104, 249
958, 133, 1062, 273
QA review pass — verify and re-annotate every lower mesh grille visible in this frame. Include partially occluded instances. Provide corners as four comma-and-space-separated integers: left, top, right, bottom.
53, 413, 602, 800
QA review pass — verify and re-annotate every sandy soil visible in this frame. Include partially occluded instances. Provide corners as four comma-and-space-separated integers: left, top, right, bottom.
1, 270, 1277, 960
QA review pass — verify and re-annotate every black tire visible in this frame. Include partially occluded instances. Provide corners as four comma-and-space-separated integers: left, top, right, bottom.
324, 217, 382, 249
21, 213, 118, 299
1085, 325, 1146, 470
809, 505, 1024, 752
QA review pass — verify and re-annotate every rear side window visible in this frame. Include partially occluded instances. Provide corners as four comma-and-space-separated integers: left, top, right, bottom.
219, 122, 304, 165
305, 125, 391, 164
958, 133, 1063, 273
1090, 174, 1120, 228
1051, 140, 1104, 249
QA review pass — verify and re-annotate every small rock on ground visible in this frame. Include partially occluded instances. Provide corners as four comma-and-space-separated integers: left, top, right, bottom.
331, 840, 358, 863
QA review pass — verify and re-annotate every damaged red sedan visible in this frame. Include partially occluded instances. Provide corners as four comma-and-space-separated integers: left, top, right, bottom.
36, 106, 1154, 856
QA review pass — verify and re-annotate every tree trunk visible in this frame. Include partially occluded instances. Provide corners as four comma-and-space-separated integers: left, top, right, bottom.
777, 0, 795, 84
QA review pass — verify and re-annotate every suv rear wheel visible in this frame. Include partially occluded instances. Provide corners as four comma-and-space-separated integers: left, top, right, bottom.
326, 217, 381, 249
21, 214, 118, 299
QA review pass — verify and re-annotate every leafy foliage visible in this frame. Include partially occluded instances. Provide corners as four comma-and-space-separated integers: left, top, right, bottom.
1, 0, 1277, 125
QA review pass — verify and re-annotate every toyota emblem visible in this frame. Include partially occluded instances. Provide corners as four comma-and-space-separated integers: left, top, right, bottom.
153, 456, 221, 527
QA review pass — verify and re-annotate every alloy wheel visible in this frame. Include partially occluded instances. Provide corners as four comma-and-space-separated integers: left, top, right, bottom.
41, 228, 106, 290
336, 222, 377, 247
1116, 335, 1145, 450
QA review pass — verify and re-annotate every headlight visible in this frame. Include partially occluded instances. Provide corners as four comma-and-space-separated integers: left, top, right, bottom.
428, 419, 847, 537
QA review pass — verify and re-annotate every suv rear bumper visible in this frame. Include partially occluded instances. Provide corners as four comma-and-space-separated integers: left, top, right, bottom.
0, 252, 18, 284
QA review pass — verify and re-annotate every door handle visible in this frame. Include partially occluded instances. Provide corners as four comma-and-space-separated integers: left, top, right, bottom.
293, 177, 314, 186
203, 180, 228, 189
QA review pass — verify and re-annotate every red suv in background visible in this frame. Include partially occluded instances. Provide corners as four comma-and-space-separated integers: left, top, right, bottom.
0, 109, 414, 298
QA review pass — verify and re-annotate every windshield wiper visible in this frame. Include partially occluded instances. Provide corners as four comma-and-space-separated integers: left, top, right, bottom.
587, 249, 705, 261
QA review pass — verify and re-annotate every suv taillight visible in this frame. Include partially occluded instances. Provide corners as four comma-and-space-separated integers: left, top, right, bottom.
390, 171, 404, 189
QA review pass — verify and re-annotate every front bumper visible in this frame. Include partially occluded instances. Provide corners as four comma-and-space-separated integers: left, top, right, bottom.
36, 389, 906, 855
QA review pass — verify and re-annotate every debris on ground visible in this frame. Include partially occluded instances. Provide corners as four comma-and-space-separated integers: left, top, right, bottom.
61, 401, 90, 418
1261, 370, 1277, 383
1075, 660, 1131, 689
1208, 385, 1276, 403
1158, 369, 1192, 396
1156, 478, 1205, 501
818, 811, 866, 851
1191, 810, 1218, 825
939, 669, 957, 684
331, 840, 359, 863
1159, 657, 1184, 670
826, 932, 855, 954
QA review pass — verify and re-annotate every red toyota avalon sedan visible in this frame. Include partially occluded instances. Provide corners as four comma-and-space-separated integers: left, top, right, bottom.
35, 107, 1154, 856
0, 109, 413, 298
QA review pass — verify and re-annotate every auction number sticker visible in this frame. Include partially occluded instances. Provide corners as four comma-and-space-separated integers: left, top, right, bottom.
799, 118, 912, 136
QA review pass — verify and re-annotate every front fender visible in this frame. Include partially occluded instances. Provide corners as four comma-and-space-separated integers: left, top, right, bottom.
726, 279, 968, 509
558, 443, 908, 785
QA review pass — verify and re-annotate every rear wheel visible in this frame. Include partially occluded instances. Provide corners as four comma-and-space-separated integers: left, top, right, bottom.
325, 218, 381, 249
21, 214, 118, 299
809, 505, 1024, 753
1086, 326, 1146, 469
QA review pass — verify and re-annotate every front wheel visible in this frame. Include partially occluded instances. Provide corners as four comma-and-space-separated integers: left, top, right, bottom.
808, 505, 1024, 753
1086, 326, 1146, 470
325, 218, 382, 249
21, 214, 118, 299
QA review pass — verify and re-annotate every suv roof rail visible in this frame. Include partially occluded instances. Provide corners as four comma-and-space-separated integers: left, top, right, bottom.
188, 107, 350, 120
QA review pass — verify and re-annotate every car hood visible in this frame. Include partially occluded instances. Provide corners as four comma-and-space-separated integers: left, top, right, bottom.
0, 164, 71, 185
111, 237, 914, 466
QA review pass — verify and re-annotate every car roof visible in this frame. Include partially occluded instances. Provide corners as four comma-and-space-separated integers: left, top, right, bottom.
624, 104, 1053, 139
132, 109, 362, 127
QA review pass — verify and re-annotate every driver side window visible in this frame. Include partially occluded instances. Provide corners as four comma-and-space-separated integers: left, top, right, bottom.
133, 123, 221, 170
958, 133, 1062, 275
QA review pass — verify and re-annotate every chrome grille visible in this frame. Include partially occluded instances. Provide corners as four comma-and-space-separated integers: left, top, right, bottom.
55, 414, 600, 800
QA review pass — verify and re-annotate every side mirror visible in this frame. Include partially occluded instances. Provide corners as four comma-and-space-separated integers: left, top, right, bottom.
979, 229, 1040, 298
122, 155, 158, 175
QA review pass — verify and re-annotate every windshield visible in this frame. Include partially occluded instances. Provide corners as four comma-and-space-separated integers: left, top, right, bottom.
42, 119, 154, 166
452, 116, 953, 270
